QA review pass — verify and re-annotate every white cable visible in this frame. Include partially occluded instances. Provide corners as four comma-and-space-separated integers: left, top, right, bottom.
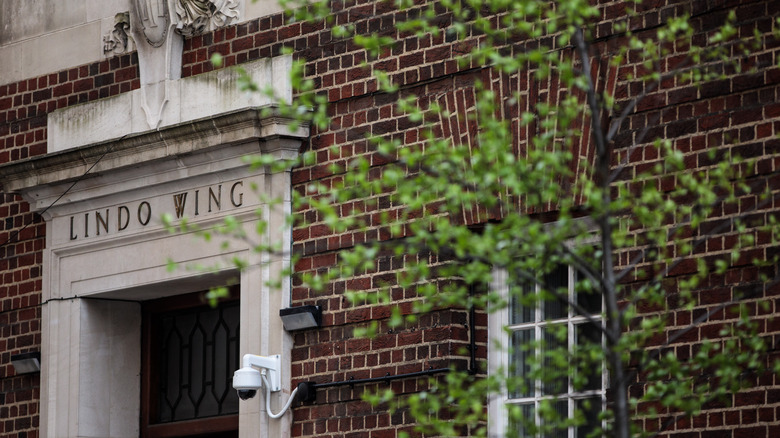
261, 373, 299, 419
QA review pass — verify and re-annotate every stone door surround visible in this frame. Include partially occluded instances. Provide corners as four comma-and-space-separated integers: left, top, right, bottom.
0, 57, 306, 438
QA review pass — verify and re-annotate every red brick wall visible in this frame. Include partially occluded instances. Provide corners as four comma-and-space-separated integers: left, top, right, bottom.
0, 190, 44, 438
0, 53, 139, 162
183, 0, 776, 435
179, 6, 492, 434
609, 1, 780, 436
0, 52, 139, 438
2, 0, 780, 436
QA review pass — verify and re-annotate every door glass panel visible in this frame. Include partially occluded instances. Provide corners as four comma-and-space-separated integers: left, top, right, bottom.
155, 300, 240, 423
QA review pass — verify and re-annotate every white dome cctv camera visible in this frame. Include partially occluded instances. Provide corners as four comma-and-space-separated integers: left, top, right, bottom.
232, 353, 303, 419
232, 354, 281, 400
233, 365, 264, 400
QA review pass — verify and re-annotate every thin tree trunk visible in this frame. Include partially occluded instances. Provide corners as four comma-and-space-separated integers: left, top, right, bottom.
573, 28, 631, 438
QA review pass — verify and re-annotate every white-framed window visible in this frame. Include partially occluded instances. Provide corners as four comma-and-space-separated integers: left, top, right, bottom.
489, 264, 606, 438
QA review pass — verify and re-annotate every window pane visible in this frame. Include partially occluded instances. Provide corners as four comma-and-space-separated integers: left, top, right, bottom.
575, 397, 602, 437
510, 282, 534, 325
542, 326, 567, 396
543, 264, 568, 320
541, 399, 568, 438
508, 403, 535, 437
574, 323, 602, 392
574, 269, 601, 315
510, 329, 534, 398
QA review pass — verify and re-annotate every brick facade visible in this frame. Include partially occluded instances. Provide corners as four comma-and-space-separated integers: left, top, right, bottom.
1, 0, 780, 436
0, 48, 140, 438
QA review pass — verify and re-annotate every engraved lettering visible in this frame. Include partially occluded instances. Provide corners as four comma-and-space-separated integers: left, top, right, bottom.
96, 210, 109, 236
173, 193, 188, 218
70, 216, 78, 240
118, 206, 130, 231
230, 181, 244, 207
208, 185, 222, 213
60, 180, 251, 241
138, 202, 152, 226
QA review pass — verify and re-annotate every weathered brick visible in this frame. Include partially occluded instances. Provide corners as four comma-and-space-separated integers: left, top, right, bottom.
2, 3, 780, 438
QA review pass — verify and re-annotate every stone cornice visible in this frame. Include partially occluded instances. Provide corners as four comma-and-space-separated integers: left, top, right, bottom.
0, 107, 308, 198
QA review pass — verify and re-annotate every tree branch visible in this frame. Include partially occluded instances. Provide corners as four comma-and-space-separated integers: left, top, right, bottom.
608, 111, 660, 184
605, 58, 691, 144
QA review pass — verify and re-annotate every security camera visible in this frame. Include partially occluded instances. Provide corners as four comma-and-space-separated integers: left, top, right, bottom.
233, 365, 263, 399
237, 389, 257, 400
232, 353, 304, 419
233, 354, 281, 400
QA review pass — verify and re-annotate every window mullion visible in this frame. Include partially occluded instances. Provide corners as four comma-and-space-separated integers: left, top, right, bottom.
568, 265, 575, 438
532, 281, 537, 403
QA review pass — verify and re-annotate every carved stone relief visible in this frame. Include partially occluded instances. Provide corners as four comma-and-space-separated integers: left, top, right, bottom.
134, 0, 171, 47
103, 12, 134, 56
127, 0, 240, 129
130, 0, 181, 129
174, 0, 240, 37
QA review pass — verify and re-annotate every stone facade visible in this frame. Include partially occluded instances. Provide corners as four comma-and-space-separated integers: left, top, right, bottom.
1, 0, 780, 437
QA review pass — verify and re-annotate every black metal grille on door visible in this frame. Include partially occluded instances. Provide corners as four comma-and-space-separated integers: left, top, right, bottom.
154, 300, 240, 423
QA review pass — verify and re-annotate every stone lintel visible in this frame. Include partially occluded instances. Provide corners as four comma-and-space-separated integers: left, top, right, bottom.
0, 107, 308, 204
